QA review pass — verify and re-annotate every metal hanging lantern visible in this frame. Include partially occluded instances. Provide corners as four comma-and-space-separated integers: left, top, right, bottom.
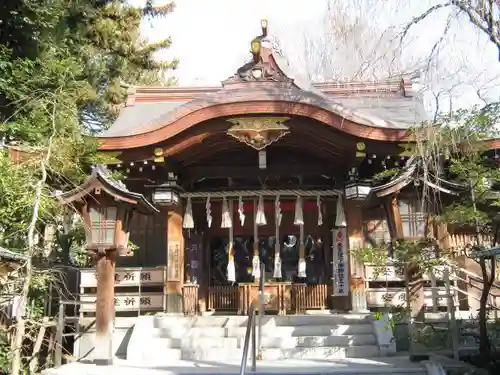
152, 172, 181, 206
344, 180, 371, 201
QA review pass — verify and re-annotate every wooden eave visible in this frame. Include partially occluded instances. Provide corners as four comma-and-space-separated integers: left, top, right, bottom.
370, 156, 468, 198
58, 165, 158, 215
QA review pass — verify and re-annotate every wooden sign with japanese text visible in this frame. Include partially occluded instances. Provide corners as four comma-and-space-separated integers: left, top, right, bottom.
79, 267, 165, 288
167, 241, 181, 281
332, 228, 349, 296
79, 292, 164, 312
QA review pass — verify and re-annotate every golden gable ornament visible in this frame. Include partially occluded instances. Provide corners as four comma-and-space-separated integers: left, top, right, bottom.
226, 117, 290, 150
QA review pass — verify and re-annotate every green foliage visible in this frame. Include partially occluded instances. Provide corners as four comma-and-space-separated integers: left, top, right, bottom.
0, 0, 177, 261
0, 1, 178, 371
0, 329, 10, 373
353, 239, 446, 276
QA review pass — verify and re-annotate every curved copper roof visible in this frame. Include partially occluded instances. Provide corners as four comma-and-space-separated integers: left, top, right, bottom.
98, 32, 428, 151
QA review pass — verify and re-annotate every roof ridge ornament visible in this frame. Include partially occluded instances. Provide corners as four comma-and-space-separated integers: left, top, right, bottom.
223, 20, 292, 84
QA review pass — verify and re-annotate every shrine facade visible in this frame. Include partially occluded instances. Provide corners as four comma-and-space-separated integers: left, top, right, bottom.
74, 21, 448, 318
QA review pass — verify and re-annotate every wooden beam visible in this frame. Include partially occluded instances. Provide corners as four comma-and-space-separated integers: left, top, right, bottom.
184, 164, 338, 181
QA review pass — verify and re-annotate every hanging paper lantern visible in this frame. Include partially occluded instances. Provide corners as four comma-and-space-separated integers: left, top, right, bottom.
255, 195, 267, 226
183, 196, 195, 229
238, 196, 245, 226
316, 195, 323, 226
294, 196, 304, 225
335, 197, 347, 227
221, 197, 232, 228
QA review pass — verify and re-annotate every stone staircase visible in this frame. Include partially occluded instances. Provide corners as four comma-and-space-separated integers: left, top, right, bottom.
126, 313, 391, 365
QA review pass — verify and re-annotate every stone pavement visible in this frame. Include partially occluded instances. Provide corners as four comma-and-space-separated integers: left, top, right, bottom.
42, 356, 429, 375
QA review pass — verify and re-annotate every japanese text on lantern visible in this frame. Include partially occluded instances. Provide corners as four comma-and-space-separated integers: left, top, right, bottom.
332, 228, 349, 296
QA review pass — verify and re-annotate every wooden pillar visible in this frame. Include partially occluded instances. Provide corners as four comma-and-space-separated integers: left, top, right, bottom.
345, 199, 365, 312
94, 250, 116, 364
386, 195, 424, 321
166, 207, 184, 314
385, 195, 404, 240
198, 231, 208, 313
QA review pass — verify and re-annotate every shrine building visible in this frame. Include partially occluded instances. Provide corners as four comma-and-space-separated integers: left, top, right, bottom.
66, 21, 484, 320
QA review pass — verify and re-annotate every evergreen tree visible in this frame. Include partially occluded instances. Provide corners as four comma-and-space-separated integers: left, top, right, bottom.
0, 1, 178, 372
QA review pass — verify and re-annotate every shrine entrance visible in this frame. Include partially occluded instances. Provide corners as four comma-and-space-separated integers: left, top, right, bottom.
183, 195, 347, 315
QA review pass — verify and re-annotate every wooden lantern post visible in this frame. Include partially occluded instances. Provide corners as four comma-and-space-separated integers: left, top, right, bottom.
57, 166, 158, 365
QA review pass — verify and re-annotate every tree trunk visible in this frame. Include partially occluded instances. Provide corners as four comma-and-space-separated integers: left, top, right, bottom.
11, 102, 55, 375
478, 256, 495, 366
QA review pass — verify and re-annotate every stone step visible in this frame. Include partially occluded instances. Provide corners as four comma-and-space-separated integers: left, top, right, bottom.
155, 324, 374, 339
275, 314, 373, 326
127, 344, 182, 363
153, 334, 377, 349
153, 314, 372, 329
181, 345, 380, 361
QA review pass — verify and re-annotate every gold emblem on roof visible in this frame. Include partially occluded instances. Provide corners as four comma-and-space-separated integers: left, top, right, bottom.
226, 117, 290, 151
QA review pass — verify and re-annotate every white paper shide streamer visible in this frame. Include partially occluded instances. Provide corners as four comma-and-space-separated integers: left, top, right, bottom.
238, 196, 245, 226
255, 195, 267, 226
252, 253, 260, 279
316, 195, 323, 226
227, 256, 236, 282
273, 255, 282, 279
298, 220, 307, 278
297, 257, 306, 278
227, 255, 236, 282
221, 197, 232, 228
252, 199, 261, 279
295, 196, 307, 278
293, 196, 304, 225
275, 195, 282, 227
227, 201, 236, 282
335, 197, 347, 227
273, 195, 282, 278
183, 197, 195, 229
205, 196, 212, 228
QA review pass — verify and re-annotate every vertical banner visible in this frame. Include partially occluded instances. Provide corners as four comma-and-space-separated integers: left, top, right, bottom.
332, 228, 349, 296
185, 233, 201, 284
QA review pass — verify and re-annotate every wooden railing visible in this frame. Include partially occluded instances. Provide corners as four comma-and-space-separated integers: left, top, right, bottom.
182, 284, 199, 315
208, 285, 240, 311
200, 283, 329, 316
448, 233, 492, 251
293, 284, 328, 314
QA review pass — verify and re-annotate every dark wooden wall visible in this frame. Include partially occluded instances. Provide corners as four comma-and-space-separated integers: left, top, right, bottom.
116, 212, 167, 267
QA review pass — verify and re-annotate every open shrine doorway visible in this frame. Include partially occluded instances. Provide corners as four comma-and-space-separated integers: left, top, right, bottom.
185, 196, 346, 315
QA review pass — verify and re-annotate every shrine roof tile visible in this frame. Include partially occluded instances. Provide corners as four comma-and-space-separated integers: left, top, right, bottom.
101, 85, 428, 139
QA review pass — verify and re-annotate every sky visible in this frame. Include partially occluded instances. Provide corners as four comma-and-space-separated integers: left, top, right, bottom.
128, 0, 500, 111
131, 0, 328, 85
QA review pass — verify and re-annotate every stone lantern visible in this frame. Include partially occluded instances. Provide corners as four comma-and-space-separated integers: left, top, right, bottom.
57, 165, 157, 364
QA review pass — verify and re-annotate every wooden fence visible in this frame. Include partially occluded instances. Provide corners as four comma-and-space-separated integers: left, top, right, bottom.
78, 262, 494, 316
